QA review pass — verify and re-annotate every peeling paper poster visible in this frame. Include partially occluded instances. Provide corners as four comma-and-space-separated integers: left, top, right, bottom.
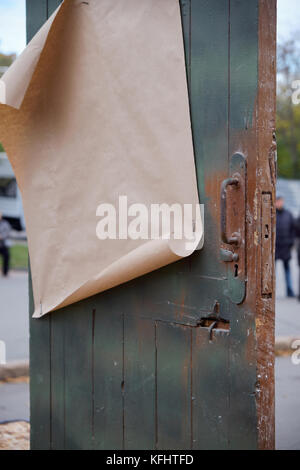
0, 0, 203, 318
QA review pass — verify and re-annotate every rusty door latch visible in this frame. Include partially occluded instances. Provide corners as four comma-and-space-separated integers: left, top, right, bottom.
221, 175, 243, 247
220, 153, 247, 304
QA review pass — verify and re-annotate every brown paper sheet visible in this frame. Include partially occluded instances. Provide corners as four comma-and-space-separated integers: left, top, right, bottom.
0, 0, 203, 318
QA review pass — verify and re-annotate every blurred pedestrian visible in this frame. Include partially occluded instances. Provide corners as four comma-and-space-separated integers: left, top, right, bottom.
294, 215, 300, 301
276, 196, 295, 297
0, 212, 11, 277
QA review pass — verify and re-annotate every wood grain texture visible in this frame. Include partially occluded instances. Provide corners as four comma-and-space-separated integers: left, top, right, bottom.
27, 0, 276, 450
228, 0, 259, 450
192, 328, 230, 450
29, 271, 51, 450
93, 296, 123, 450
27, 1, 51, 451
256, 0, 276, 450
63, 302, 94, 449
47, 0, 62, 17
156, 322, 192, 450
124, 315, 156, 450
50, 310, 66, 449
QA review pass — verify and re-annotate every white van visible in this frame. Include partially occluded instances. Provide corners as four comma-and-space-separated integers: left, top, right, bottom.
0, 152, 25, 230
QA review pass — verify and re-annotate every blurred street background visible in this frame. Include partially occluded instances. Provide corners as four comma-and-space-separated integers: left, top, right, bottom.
0, 255, 299, 448
276, 254, 300, 450
1, 0, 300, 451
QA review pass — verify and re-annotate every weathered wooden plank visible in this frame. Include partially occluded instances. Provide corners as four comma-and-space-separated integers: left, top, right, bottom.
230, 0, 258, 131
47, 0, 62, 17
192, 327, 230, 450
26, 2, 51, 450
26, 0, 47, 43
63, 301, 94, 450
256, 0, 276, 450
124, 316, 156, 450
29, 267, 51, 450
189, 0, 229, 281
180, 0, 191, 88
228, 0, 259, 450
26, 0, 276, 451
93, 295, 124, 450
50, 312, 66, 449
188, 0, 231, 448
156, 322, 191, 450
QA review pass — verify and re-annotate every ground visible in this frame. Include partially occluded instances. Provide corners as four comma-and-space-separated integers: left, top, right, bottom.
276, 357, 300, 450
0, 243, 28, 272
0, 271, 28, 362
0, 256, 299, 450
0, 379, 29, 423
0, 421, 29, 450
275, 253, 300, 450
10, 244, 28, 271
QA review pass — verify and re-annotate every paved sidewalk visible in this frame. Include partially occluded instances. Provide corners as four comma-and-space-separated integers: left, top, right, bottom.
0, 260, 299, 448
276, 297, 300, 337
276, 357, 300, 450
0, 255, 297, 362
0, 271, 29, 362
0, 381, 29, 423
275, 251, 300, 450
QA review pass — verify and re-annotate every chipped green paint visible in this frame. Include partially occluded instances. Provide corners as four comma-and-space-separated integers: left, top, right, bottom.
28, 0, 273, 450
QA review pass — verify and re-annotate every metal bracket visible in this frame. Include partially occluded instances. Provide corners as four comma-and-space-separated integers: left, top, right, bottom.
220, 153, 247, 304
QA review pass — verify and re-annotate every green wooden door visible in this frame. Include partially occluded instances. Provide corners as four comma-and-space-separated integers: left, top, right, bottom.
28, 0, 276, 450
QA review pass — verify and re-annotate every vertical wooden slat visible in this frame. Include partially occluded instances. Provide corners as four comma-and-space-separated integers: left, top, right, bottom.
124, 316, 156, 450
27, 1, 50, 451
228, 0, 259, 450
93, 297, 124, 450
63, 302, 93, 450
46, 0, 65, 453
229, 0, 258, 131
256, 0, 276, 450
180, 0, 191, 89
29, 266, 52, 450
189, 0, 230, 449
156, 322, 191, 450
47, 0, 62, 17
50, 313, 66, 449
192, 328, 230, 450
189, 0, 229, 279
26, 0, 48, 43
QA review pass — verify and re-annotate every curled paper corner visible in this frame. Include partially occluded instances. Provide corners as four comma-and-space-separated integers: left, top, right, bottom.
1, 0, 203, 319
33, 224, 203, 319
169, 210, 204, 257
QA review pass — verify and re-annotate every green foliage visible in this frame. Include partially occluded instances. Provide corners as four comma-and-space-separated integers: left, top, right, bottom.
0, 244, 28, 271
0, 52, 15, 67
277, 96, 300, 178
277, 37, 300, 179
0, 143, 4, 153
